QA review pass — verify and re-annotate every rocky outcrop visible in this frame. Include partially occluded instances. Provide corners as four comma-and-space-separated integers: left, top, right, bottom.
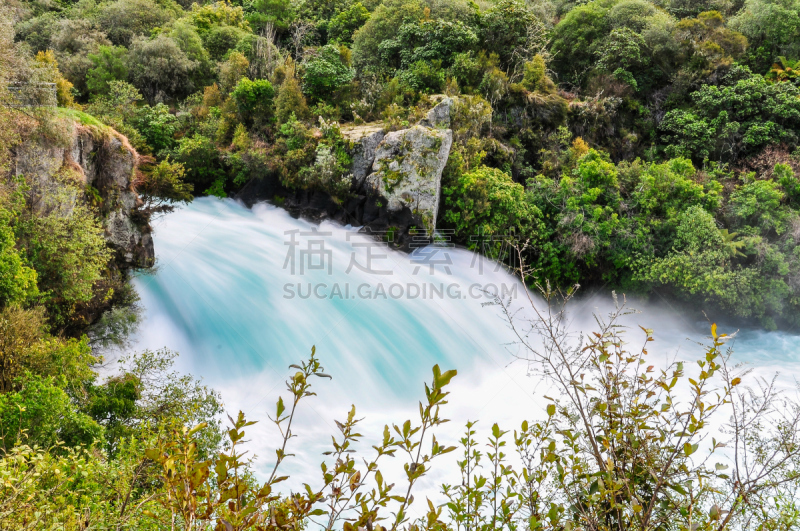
342, 123, 385, 188
359, 97, 454, 235
238, 97, 457, 247
419, 97, 454, 128
11, 123, 154, 268
364, 125, 452, 234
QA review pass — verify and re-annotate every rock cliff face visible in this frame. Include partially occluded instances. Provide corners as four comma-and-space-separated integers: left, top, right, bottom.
364, 126, 452, 234
11, 123, 155, 268
352, 98, 454, 235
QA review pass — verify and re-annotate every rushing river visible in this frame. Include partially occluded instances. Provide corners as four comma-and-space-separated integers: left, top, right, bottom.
131, 197, 800, 510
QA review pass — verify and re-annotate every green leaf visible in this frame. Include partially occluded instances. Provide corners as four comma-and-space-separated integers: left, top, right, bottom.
276, 396, 286, 418
188, 422, 207, 436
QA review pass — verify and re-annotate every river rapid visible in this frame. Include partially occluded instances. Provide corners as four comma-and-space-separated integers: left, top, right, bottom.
130, 197, 800, 512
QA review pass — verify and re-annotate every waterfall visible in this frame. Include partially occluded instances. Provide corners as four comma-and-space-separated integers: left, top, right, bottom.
131, 197, 800, 502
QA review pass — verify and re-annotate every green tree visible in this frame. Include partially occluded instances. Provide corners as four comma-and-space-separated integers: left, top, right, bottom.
729, 178, 789, 234
480, 0, 543, 69
328, 2, 370, 44
190, 0, 251, 36
302, 44, 355, 100
385, 19, 479, 71
550, 0, 615, 87
98, 0, 176, 46
136, 157, 194, 215
248, 0, 294, 33
132, 103, 179, 154
730, 0, 800, 67
86, 45, 129, 97
204, 25, 248, 60
127, 34, 196, 102
661, 66, 800, 161
169, 18, 215, 88
175, 134, 230, 192
15, 202, 112, 328
351, 0, 425, 73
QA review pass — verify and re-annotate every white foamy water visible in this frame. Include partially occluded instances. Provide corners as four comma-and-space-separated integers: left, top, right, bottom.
130, 197, 800, 519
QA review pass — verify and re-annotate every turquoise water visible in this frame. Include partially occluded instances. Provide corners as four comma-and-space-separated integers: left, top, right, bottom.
130, 197, 800, 502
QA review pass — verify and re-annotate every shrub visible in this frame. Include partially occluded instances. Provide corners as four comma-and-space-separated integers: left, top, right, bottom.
136, 157, 194, 215
275, 76, 311, 124
0, 374, 103, 451
98, 0, 176, 46
175, 133, 230, 192
0, 208, 38, 308
444, 166, 543, 256
204, 25, 248, 60
14, 200, 112, 328
132, 103, 179, 154
231, 77, 275, 125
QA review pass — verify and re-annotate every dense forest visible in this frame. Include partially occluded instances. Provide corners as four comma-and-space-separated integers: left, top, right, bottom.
3, 0, 800, 527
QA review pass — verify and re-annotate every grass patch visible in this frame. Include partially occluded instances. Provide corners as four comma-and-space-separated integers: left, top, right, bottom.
57, 107, 111, 133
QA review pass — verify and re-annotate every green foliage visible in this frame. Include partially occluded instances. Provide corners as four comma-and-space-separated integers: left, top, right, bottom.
137, 156, 194, 214
190, 0, 251, 36
550, 0, 616, 87
143, 350, 458, 531
351, 0, 425, 73
303, 44, 355, 100
444, 166, 543, 250
15, 201, 112, 328
386, 19, 479, 71
0, 374, 103, 451
98, 0, 176, 46
204, 24, 248, 60
730, 0, 800, 67
249, 0, 294, 33
0, 209, 37, 308
175, 133, 230, 191
0, 441, 156, 530
269, 114, 353, 197
86, 374, 139, 455
398, 60, 447, 94
132, 103, 179, 154
496, 288, 800, 530
521, 55, 554, 93
232, 76, 275, 125
275, 76, 311, 124
729, 178, 788, 234
127, 34, 197, 103
86, 45, 129, 97
629, 157, 720, 217
2, 323, 797, 531
597, 27, 648, 88
661, 66, 800, 161
764, 56, 800, 82
328, 2, 370, 44
83, 81, 151, 151
479, 0, 543, 69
